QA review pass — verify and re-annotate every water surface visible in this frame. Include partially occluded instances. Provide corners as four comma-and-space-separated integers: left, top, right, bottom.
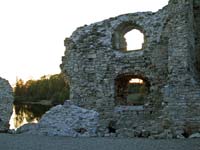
10, 103, 51, 130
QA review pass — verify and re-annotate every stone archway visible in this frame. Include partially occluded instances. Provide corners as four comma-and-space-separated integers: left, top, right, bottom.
112, 22, 146, 51
114, 74, 149, 106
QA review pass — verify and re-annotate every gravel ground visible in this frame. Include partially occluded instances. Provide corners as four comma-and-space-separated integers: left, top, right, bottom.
0, 134, 199, 150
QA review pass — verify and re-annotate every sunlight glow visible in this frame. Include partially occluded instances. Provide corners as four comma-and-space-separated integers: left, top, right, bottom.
125, 29, 144, 50
9, 106, 39, 130
9, 107, 16, 130
129, 78, 144, 84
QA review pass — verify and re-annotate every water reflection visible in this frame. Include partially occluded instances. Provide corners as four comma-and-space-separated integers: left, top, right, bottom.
10, 103, 51, 130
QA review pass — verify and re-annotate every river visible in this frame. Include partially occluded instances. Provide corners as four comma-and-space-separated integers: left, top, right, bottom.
9, 103, 52, 130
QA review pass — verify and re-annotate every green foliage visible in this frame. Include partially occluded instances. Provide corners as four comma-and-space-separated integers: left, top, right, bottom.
127, 93, 144, 105
126, 83, 148, 105
14, 74, 70, 104
127, 83, 148, 94
15, 79, 25, 97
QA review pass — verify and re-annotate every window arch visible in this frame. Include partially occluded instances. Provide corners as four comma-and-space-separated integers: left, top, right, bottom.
112, 22, 145, 51
124, 29, 144, 50
115, 74, 149, 106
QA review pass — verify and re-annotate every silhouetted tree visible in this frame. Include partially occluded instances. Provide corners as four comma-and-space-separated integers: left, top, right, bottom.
14, 74, 69, 104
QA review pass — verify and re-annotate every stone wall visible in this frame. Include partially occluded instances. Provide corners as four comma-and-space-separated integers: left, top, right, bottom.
61, 0, 200, 138
194, 0, 200, 75
0, 77, 14, 132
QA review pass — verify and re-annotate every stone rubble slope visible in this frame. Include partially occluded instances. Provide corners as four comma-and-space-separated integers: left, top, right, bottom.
17, 101, 99, 137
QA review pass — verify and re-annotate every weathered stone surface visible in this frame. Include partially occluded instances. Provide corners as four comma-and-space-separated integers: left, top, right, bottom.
0, 77, 14, 132
189, 133, 200, 139
61, 0, 200, 138
17, 101, 99, 137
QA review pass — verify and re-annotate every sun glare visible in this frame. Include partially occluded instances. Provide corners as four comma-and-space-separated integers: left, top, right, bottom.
124, 29, 144, 50
129, 78, 144, 84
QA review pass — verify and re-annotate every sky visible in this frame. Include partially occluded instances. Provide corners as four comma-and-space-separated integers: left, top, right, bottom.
0, 0, 169, 86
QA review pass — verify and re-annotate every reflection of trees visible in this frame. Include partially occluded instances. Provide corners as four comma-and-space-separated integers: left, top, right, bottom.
12, 104, 51, 129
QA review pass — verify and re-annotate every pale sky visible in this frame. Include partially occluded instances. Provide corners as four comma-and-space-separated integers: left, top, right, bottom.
0, 0, 169, 86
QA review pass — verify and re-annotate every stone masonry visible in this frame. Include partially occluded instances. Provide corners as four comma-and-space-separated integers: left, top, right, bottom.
16, 100, 99, 137
61, 0, 200, 138
0, 77, 14, 132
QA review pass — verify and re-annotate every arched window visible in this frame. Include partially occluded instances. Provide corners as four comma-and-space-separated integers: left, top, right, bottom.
124, 29, 144, 51
115, 74, 149, 106
112, 22, 145, 51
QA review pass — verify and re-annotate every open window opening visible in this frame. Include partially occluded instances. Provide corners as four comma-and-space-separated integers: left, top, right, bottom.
112, 22, 145, 51
124, 29, 144, 51
115, 74, 149, 106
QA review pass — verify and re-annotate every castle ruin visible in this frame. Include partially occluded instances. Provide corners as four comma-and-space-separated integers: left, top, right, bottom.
61, 0, 200, 138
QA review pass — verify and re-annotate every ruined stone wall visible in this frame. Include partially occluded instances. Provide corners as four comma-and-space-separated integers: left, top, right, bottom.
161, 0, 200, 137
61, 0, 200, 138
194, 0, 200, 76
0, 77, 14, 132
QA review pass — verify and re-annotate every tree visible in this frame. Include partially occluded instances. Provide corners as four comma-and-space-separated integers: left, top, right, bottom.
14, 73, 70, 104
14, 78, 26, 101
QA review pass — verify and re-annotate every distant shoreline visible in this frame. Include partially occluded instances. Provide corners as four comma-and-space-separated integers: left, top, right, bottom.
14, 100, 53, 106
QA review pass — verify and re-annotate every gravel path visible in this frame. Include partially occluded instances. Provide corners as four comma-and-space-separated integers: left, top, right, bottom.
0, 134, 199, 150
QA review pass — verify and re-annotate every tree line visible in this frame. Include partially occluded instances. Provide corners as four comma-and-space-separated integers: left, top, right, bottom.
14, 74, 70, 105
